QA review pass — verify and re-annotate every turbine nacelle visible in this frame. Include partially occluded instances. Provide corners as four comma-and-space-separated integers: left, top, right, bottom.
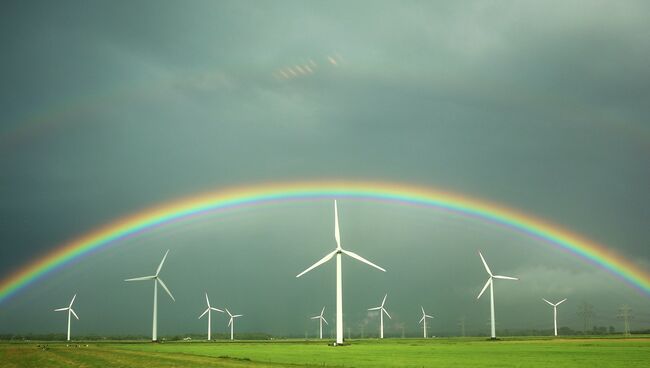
225, 308, 243, 326
419, 306, 433, 324
296, 201, 386, 278
125, 250, 175, 301
54, 294, 80, 320
54, 294, 79, 341
543, 298, 567, 307
310, 306, 328, 324
476, 251, 518, 300
199, 292, 224, 319
368, 294, 392, 319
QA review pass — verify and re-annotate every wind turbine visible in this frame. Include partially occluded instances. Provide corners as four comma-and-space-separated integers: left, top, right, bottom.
54, 294, 79, 341
225, 308, 243, 340
476, 250, 518, 339
296, 200, 386, 345
419, 306, 433, 338
368, 294, 391, 338
310, 306, 328, 339
125, 249, 175, 342
199, 292, 224, 340
543, 298, 567, 336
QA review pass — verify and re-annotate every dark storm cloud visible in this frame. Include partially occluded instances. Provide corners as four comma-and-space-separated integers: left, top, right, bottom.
0, 1, 648, 336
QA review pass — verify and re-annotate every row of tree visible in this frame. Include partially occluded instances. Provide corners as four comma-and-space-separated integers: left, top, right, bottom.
3, 328, 649, 341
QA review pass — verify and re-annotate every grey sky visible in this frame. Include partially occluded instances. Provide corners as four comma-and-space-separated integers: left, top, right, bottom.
0, 1, 648, 337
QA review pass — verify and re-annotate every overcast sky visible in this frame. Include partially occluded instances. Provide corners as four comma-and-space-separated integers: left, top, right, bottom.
1, 0, 648, 337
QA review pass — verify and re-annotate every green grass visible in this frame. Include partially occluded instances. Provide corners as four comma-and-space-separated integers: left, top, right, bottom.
1, 337, 649, 367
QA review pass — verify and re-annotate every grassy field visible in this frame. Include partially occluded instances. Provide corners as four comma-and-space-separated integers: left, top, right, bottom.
1, 337, 649, 367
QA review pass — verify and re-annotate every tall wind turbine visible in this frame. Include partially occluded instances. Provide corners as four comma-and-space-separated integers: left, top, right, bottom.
419, 306, 433, 338
368, 294, 391, 338
476, 250, 518, 339
54, 294, 79, 341
296, 200, 386, 345
125, 249, 175, 342
310, 306, 328, 339
199, 292, 224, 340
225, 308, 243, 340
543, 298, 567, 336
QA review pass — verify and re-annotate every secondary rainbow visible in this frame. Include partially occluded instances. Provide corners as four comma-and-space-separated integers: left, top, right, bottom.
1, 180, 649, 303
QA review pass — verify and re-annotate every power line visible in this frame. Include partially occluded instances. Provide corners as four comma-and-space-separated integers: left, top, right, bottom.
577, 302, 594, 333
457, 317, 466, 337
617, 305, 633, 336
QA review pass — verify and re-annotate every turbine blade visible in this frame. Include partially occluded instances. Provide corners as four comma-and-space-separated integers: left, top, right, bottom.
311, 316, 320, 319
381, 294, 387, 307
368, 306, 382, 311
69, 294, 77, 308
211, 307, 224, 313
320, 306, 325, 317
556, 298, 567, 306
542, 298, 554, 306
199, 308, 209, 319
54, 307, 68, 312
233, 314, 243, 318
421, 306, 425, 315
334, 200, 341, 249
477, 278, 491, 299
322, 316, 328, 325
296, 250, 337, 278
478, 251, 493, 276
157, 278, 175, 301
124, 275, 155, 281
225, 308, 232, 317
205, 292, 210, 308
228, 318, 232, 327
70, 309, 79, 320
419, 315, 425, 324
493, 275, 518, 280
383, 308, 392, 319
155, 249, 170, 276
426, 315, 433, 319
341, 249, 386, 272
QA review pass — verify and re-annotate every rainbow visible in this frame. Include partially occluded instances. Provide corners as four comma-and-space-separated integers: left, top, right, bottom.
1, 180, 648, 303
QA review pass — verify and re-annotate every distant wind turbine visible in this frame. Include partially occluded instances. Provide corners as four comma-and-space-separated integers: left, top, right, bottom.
296, 200, 386, 345
542, 298, 567, 336
476, 250, 518, 339
54, 294, 79, 341
368, 294, 391, 339
199, 292, 224, 340
419, 306, 433, 338
310, 306, 328, 339
225, 308, 243, 340
125, 249, 175, 342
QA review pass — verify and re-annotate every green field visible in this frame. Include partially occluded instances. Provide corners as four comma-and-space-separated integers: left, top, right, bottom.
1, 337, 649, 367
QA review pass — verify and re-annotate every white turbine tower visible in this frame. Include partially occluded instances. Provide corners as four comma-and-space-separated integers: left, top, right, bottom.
310, 306, 328, 339
368, 294, 391, 339
543, 298, 567, 336
476, 250, 518, 339
199, 292, 224, 341
54, 294, 79, 341
419, 306, 433, 338
225, 308, 243, 340
125, 249, 175, 342
296, 200, 386, 345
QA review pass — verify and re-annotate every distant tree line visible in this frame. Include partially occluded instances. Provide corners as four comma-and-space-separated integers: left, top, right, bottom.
4, 328, 650, 341
0, 332, 272, 341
